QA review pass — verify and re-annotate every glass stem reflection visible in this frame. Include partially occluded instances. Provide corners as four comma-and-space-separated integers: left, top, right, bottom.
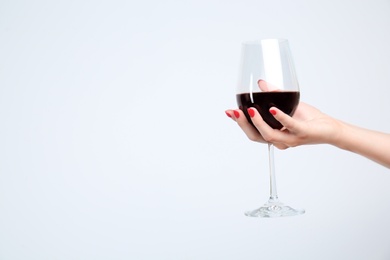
268, 143, 278, 201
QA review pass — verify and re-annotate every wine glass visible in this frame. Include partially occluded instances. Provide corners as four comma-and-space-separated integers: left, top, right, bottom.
236, 39, 305, 217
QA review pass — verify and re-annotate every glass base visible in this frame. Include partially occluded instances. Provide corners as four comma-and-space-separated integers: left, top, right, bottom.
245, 198, 305, 218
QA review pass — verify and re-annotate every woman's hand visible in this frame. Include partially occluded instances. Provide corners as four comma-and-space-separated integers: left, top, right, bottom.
225, 102, 342, 150
226, 88, 390, 168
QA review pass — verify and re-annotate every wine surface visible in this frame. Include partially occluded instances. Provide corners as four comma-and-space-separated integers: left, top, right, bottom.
236, 91, 300, 129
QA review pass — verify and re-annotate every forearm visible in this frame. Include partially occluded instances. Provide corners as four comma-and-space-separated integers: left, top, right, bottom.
332, 121, 390, 168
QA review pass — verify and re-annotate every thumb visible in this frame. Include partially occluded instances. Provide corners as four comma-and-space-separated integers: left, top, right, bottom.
269, 107, 297, 130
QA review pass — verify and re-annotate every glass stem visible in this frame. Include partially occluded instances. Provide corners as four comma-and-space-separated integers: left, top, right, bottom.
268, 143, 278, 201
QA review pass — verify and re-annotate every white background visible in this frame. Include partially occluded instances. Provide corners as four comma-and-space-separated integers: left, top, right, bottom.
1, 0, 390, 259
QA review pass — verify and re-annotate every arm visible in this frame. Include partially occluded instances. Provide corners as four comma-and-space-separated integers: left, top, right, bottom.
334, 121, 390, 168
226, 102, 390, 168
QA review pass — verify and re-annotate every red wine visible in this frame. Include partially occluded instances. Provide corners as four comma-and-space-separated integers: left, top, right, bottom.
236, 91, 300, 129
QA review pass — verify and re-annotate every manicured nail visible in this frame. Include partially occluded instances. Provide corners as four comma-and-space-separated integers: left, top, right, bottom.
270, 109, 277, 116
233, 110, 240, 118
225, 111, 232, 118
247, 108, 255, 118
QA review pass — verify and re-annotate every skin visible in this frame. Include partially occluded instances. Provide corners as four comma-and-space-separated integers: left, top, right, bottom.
225, 103, 390, 169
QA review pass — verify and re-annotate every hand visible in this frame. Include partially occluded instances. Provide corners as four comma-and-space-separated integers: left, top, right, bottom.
227, 79, 390, 167
225, 102, 342, 150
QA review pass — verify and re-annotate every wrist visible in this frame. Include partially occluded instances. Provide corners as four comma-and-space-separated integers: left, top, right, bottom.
325, 117, 347, 148
328, 118, 357, 151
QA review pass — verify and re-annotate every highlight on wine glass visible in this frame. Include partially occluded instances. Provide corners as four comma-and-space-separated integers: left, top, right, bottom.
236, 39, 305, 217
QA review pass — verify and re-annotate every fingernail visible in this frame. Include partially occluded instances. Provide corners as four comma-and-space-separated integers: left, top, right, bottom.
233, 110, 240, 118
270, 109, 277, 116
247, 108, 255, 118
225, 111, 232, 118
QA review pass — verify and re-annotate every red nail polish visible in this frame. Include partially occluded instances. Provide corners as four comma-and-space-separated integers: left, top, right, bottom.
225, 111, 232, 118
233, 110, 240, 118
247, 108, 255, 118
270, 109, 277, 116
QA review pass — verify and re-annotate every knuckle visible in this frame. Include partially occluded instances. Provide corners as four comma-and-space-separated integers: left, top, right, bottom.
287, 141, 298, 147
262, 134, 274, 143
277, 145, 288, 150
247, 134, 257, 141
247, 133, 261, 142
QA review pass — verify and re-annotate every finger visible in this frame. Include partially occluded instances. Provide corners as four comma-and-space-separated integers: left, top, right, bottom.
257, 80, 280, 92
225, 110, 236, 121
233, 109, 266, 143
274, 143, 289, 150
257, 80, 269, 91
249, 107, 292, 144
248, 107, 280, 141
269, 107, 299, 131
